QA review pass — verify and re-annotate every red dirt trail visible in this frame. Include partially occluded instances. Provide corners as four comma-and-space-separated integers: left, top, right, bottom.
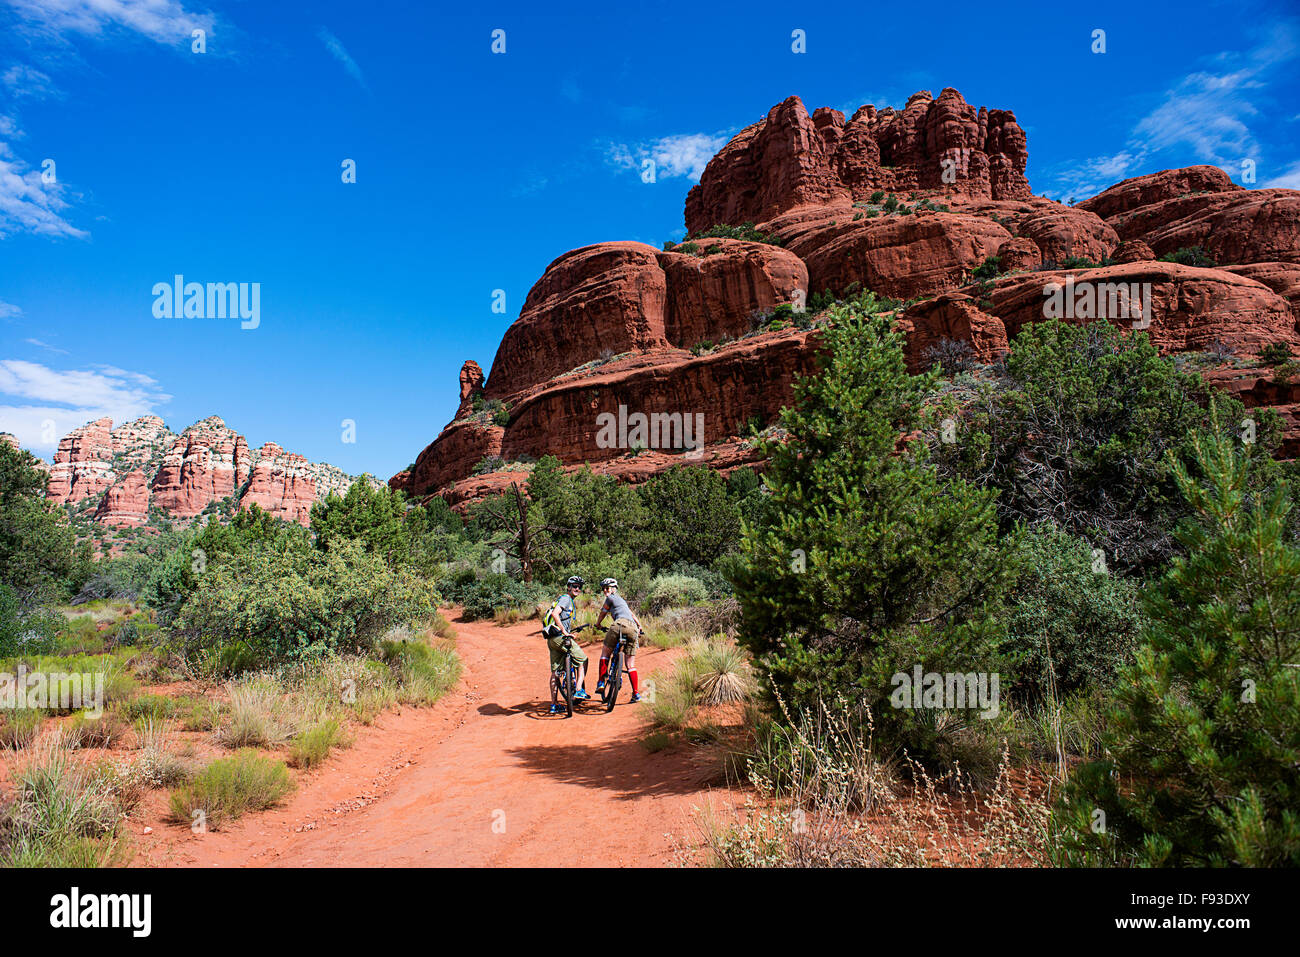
137, 615, 738, 867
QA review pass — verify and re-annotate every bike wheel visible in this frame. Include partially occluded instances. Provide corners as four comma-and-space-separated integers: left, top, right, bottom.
563, 657, 574, 717
605, 650, 621, 712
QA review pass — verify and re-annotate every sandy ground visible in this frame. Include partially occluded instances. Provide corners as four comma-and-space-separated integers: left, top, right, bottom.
134, 614, 740, 867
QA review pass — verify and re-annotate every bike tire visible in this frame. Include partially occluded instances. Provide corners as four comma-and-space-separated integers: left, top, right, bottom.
563, 657, 574, 717
605, 648, 621, 712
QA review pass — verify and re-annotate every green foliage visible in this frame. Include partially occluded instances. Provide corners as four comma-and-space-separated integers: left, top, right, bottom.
1157, 245, 1216, 268
936, 320, 1281, 573
730, 305, 1019, 759
311, 479, 461, 574
971, 255, 1001, 280
999, 528, 1144, 699
635, 466, 742, 569
1259, 342, 1294, 366
459, 573, 548, 622
0, 441, 91, 599
168, 750, 294, 830
173, 537, 438, 670
1056, 425, 1300, 866
687, 222, 784, 246
645, 573, 708, 614
0, 583, 62, 657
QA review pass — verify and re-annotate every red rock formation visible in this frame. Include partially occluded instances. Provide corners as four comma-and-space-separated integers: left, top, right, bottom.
395, 98, 1300, 506
240, 448, 318, 525
1080, 167, 1300, 266
40, 413, 367, 530
774, 207, 1011, 300
46, 417, 115, 504
685, 89, 1030, 234
150, 417, 252, 517
484, 240, 807, 398
94, 471, 149, 527
985, 263, 1299, 355
898, 294, 1008, 370
1113, 239, 1155, 264
457, 361, 486, 417
1077, 166, 1240, 221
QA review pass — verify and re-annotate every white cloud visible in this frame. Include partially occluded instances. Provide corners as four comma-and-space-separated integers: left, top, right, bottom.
1047, 26, 1297, 200
607, 132, 730, 182
0, 359, 170, 452
0, 138, 87, 239
2, 64, 59, 100
0, 301, 21, 320
24, 338, 69, 355
317, 27, 367, 90
1263, 160, 1300, 189
3, 0, 216, 45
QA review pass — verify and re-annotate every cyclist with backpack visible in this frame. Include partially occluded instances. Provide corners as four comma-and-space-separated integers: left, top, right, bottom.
543, 575, 591, 714
593, 577, 646, 703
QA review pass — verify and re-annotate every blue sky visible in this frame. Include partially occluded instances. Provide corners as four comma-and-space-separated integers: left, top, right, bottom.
1, 0, 1297, 480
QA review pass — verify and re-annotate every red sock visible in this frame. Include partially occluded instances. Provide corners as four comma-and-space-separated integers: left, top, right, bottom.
598, 658, 609, 681
630, 670, 639, 693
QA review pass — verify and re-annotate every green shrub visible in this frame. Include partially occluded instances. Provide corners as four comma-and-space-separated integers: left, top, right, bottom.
168, 750, 294, 830
1259, 342, 1294, 366
290, 718, 345, 769
459, 574, 549, 622
173, 537, 438, 670
1157, 245, 1216, 268
1056, 426, 1300, 866
999, 528, 1144, 699
0, 709, 43, 749
645, 573, 708, 614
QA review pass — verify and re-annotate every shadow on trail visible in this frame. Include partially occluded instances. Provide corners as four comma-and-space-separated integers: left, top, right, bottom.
506, 739, 700, 798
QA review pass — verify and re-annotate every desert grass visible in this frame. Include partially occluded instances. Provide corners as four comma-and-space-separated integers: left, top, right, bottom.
685, 697, 1055, 868
0, 732, 129, 867
289, 718, 348, 769
167, 750, 294, 831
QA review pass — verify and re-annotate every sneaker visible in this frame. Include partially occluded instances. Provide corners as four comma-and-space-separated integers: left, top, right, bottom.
574, 689, 590, 701
549, 704, 560, 714
595, 680, 605, 693
630, 693, 642, 703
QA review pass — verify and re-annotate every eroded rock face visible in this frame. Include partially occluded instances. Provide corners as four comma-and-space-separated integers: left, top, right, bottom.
985, 263, 1300, 355
777, 208, 1012, 299
150, 418, 252, 517
898, 294, 1008, 371
94, 471, 149, 527
484, 240, 808, 398
240, 449, 317, 525
39, 414, 369, 528
46, 418, 115, 504
1080, 167, 1300, 266
685, 89, 1031, 233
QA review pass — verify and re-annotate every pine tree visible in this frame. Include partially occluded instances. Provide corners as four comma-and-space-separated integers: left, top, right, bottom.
1057, 417, 1300, 866
729, 305, 1018, 755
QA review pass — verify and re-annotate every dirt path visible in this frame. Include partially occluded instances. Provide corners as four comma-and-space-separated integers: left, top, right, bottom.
137, 615, 738, 867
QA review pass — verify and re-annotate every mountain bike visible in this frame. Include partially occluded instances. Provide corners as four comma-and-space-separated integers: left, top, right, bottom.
599, 629, 641, 713
548, 623, 592, 718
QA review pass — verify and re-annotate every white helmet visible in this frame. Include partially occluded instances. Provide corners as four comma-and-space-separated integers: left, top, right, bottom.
600, 577, 618, 590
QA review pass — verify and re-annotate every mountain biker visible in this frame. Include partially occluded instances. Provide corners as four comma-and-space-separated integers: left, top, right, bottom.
593, 577, 646, 703
543, 575, 590, 714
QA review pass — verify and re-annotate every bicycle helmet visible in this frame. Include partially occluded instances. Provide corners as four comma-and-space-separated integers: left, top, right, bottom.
600, 577, 618, 590
566, 575, 585, 588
